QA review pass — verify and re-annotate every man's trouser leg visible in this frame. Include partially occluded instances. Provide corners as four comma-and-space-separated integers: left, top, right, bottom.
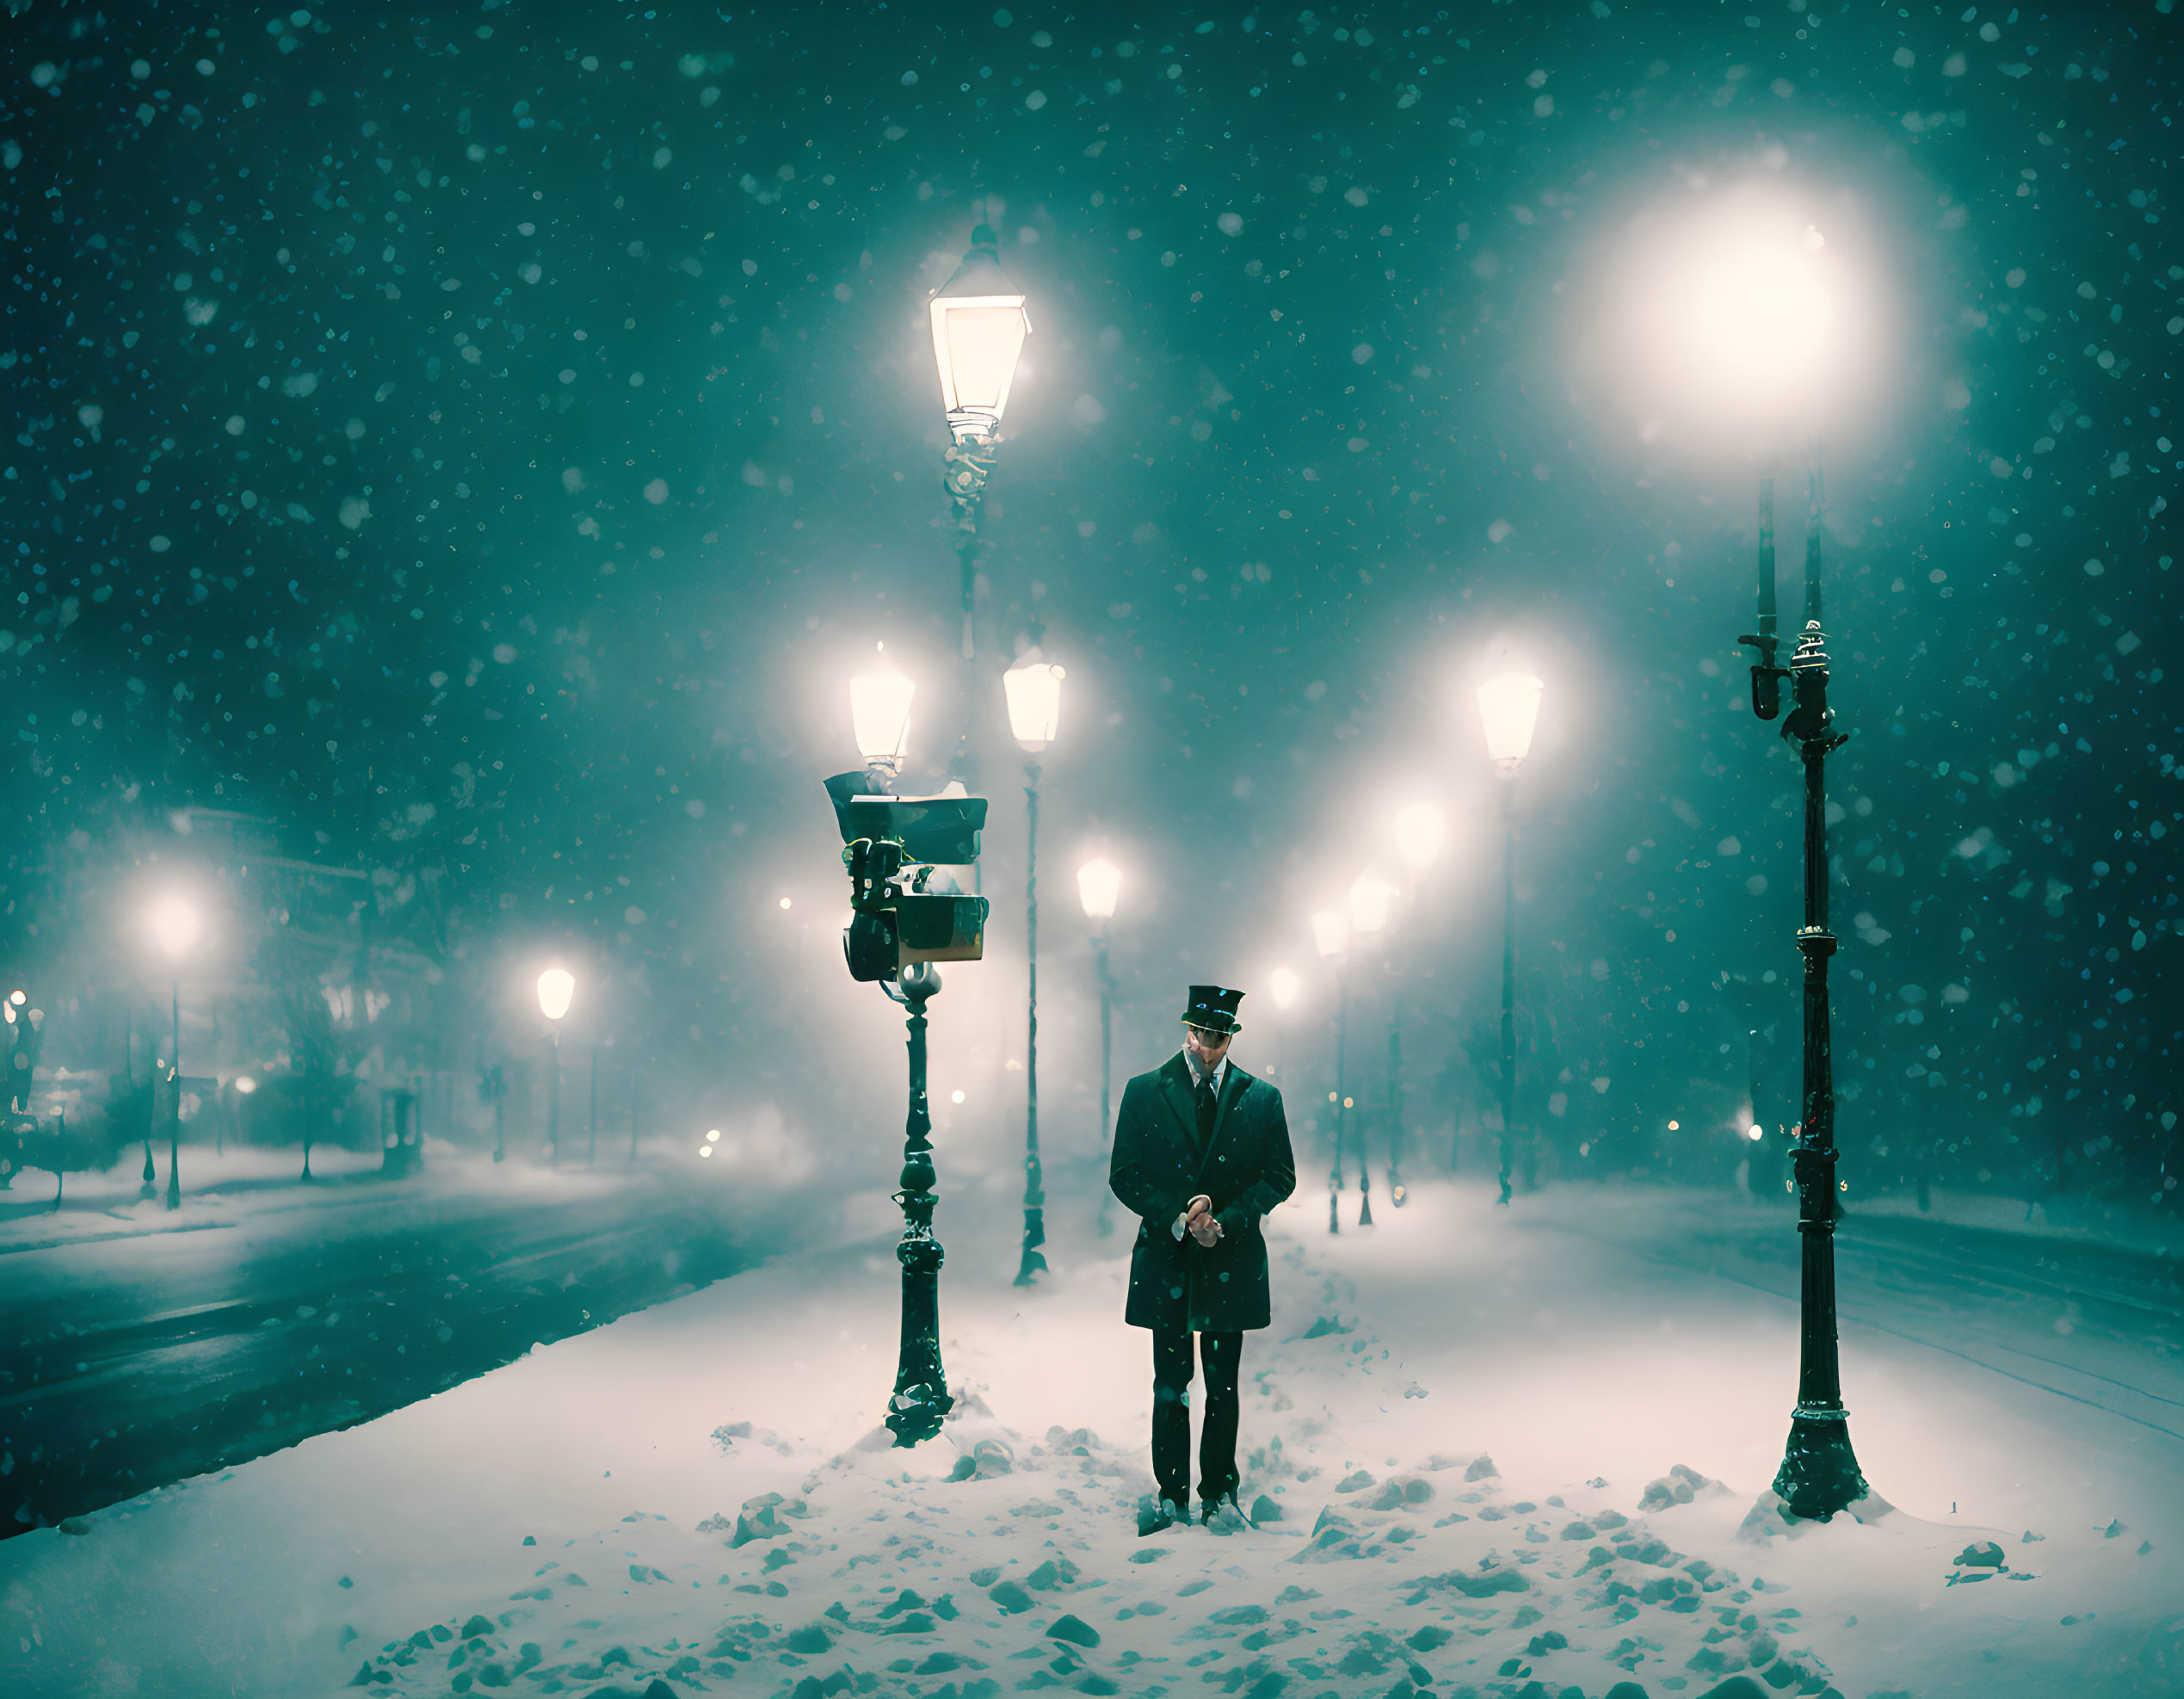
1151, 1327, 1195, 1507
1197, 1330, 1244, 1513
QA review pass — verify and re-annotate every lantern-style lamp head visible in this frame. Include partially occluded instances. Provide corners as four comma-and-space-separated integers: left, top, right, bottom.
849, 666, 916, 783
1348, 873, 1395, 936
1077, 856, 1121, 924
1392, 803, 1446, 874
1003, 652, 1064, 753
537, 967, 576, 1022
1478, 673, 1544, 775
149, 895, 202, 963
1269, 967, 1301, 1011
1311, 910, 1348, 960
929, 223, 1031, 444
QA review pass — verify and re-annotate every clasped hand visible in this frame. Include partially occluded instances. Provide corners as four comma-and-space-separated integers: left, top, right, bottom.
1186, 1195, 1223, 1248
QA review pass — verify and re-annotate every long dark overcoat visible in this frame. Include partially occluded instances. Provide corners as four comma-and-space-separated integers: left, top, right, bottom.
1108, 1053, 1296, 1333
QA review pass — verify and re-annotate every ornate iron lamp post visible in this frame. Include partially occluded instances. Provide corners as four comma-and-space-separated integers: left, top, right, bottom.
1476, 673, 1542, 1207
835, 661, 991, 1445
1003, 651, 1064, 1287
1739, 450, 1868, 1522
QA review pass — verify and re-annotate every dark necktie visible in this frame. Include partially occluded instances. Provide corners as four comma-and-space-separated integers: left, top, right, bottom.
1194, 1073, 1218, 1146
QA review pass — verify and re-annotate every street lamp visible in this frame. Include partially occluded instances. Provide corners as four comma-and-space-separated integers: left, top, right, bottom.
1346, 874, 1393, 1226
537, 967, 574, 1167
1385, 806, 1445, 1206
148, 894, 201, 1211
1003, 651, 1064, 1288
930, 215, 1032, 768
1735, 449, 1870, 1522
1614, 192, 1873, 1521
1477, 671, 1543, 1208
1077, 856, 1121, 1150
1311, 907, 1349, 1234
824, 671, 993, 1448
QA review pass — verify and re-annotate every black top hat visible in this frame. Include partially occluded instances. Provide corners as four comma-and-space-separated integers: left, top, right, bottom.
1181, 985, 1245, 1035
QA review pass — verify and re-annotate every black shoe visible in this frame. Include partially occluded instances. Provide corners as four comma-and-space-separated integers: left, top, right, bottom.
1136, 1495, 1188, 1536
1200, 1493, 1254, 1535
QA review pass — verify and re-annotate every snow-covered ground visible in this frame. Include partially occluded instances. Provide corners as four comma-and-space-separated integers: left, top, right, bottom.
3, 1171, 2178, 1699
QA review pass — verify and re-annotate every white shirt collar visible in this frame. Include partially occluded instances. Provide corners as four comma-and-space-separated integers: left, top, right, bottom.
1186, 1052, 1227, 1093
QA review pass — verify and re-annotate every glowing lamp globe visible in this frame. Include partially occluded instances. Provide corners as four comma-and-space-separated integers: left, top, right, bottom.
1478, 674, 1544, 774
929, 225, 1032, 444
1003, 655, 1065, 752
1077, 856, 1121, 923
1348, 874, 1394, 936
849, 669, 916, 771
1311, 910, 1349, 960
537, 967, 576, 1022
149, 895, 202, 962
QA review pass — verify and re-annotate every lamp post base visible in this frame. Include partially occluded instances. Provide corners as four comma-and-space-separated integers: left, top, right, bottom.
1771, 1409, 1867, 1523
887, 964, 954, 1448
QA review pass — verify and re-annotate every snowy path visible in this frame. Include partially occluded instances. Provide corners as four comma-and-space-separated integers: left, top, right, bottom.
1, 1176, 2179, 1698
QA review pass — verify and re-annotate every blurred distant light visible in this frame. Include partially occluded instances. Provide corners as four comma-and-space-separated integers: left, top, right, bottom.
1749, 1123, 1766, 1141
1392, 803, 1446, 874
1268, 966, 1301, 1010
1311, 910, 1348, 959
1668, 1119, 1681, 1131
950, 1089, 966, 1104
778, 896, 793, 910
8, 989, 23, 1006
537, 967, 576, 1022
148, 894, 203, 962
706, 1129, 721, 1142
1348, 874, 1394, 936
1003, 653, 1065, 752
1478, 673, 1544, 772
1077, 856, 1121, 922
234, 1076, 258, 1095
699, 1144, 713, 1158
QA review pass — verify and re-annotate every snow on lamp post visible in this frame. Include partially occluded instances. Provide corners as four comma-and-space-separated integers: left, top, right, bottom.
1003, 652, 1064, 1287
149, 894, 201, 1211
930, 216, 1032, 770
1346, 874, 1394, 1226
537, 967, 575, 1168
1476, 672, 1542, 1208
1311, 907, 1349, 1235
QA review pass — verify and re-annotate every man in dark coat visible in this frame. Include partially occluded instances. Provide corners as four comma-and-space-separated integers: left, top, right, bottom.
1108, 985, 1296, 1532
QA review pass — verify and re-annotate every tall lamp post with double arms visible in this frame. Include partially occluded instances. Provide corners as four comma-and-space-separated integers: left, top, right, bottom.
1476, 673, 1543, 1207
1618, 198, 1873, 1521
1003, 652, 1064, 1286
